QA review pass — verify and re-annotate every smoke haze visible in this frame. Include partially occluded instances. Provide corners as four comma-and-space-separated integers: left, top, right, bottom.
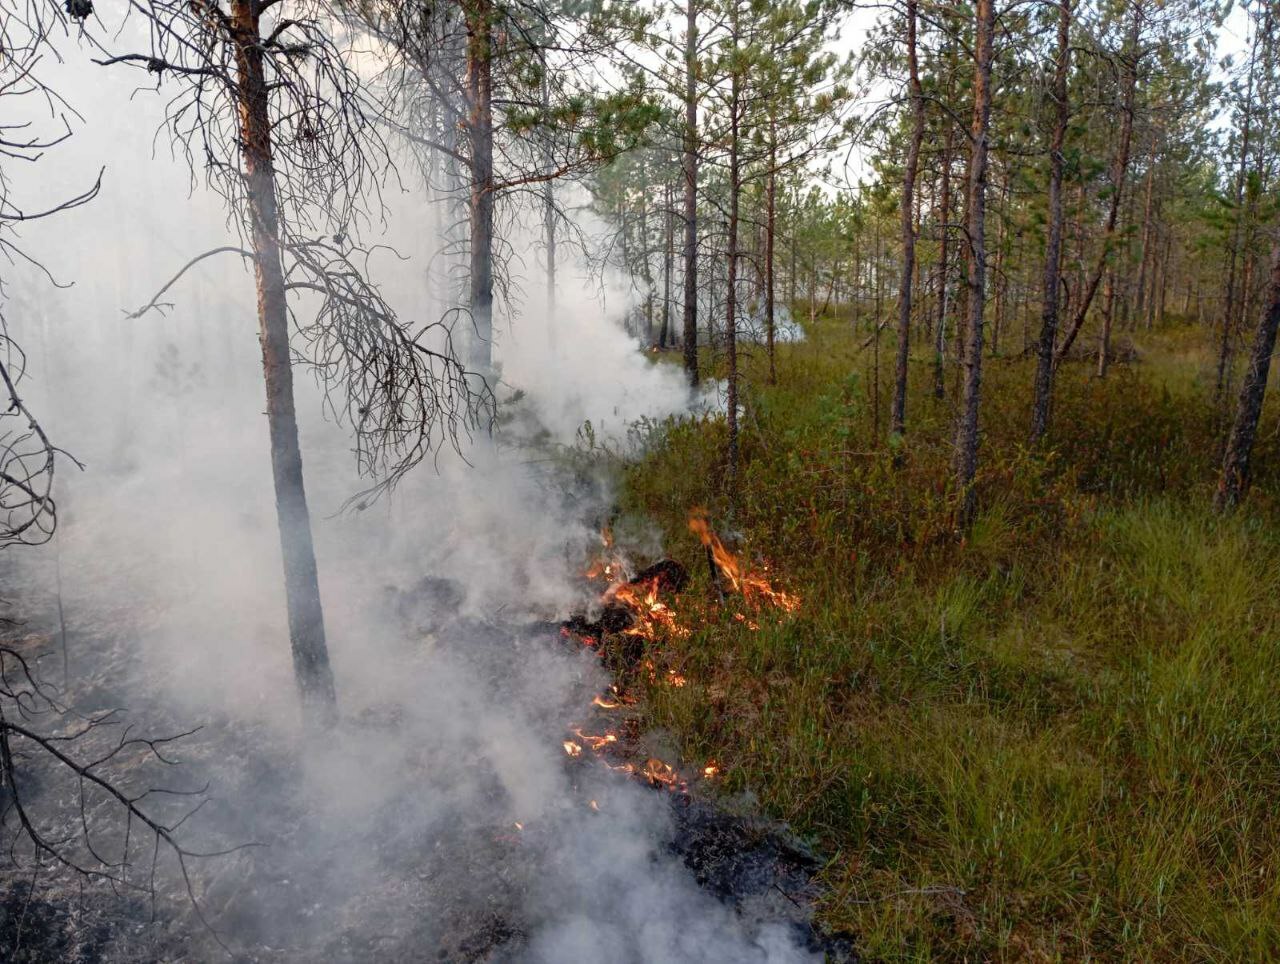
1, 28, 812, 964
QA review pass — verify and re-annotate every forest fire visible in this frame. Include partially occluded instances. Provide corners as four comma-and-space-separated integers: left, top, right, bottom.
607, 577, 690, 639
689, 511, 800, 613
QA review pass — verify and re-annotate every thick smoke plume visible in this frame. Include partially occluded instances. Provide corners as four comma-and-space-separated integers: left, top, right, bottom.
0, 31, 813, 963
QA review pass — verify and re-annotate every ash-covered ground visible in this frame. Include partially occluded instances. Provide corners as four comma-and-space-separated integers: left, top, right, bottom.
0, 558, 854, 963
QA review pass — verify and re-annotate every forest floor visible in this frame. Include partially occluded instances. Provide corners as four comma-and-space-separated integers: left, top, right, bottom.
610, 312, 1280, 961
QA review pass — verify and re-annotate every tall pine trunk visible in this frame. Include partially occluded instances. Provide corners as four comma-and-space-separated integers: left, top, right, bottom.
231, 0, 336, 722
661, 178, 674, 348
681, 0, 700, 385
725, 46, 741, 487
934, 125, 954, 400
1030, 0, 1071, 441
765, 131, 778, 384
891, 0, 925, 444
466, 0, 495, 371
953, 0, 996, 530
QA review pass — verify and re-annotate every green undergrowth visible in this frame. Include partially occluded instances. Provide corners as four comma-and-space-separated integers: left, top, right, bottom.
614, 314, 1280, 961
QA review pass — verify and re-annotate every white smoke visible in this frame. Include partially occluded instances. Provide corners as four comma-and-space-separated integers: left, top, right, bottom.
1, 23, 814, 964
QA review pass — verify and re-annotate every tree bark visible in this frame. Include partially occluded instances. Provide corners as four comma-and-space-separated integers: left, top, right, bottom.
466, 0, 495, 371
891, 0, 925, 444
765, 131, 778, 385
1216, 242, 1280, 510
661, 178, 674, 348
541, 68, 556, 329
934, 124, 955, 400
681, 0, 700, 385
230, 0, 336, 723
725, 37, 742, 487
1030, 0, 1070, 441
953, 0, 996, 530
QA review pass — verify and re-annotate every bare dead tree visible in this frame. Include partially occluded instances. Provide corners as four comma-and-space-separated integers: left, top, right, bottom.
0, 633, 251, 953
96, 0, 494, 723
0, 0, 97, 548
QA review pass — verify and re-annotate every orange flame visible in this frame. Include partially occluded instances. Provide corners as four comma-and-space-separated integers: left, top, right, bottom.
689, 511, 799, 613
607, 577, 690, 640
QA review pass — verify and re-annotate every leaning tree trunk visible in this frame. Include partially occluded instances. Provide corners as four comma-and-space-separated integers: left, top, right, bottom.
1055, 0, 1140, 363
466, 0, 495, 371
681, 0, 700, 385
1216, 242, 1280, 510
891, 0, 925, 444
953, 0, 996, 530
231, 0, 336, 722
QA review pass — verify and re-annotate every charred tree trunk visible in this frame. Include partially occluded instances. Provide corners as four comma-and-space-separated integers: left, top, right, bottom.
230, 0, 336, 722
681, 0, 700, 385
466, 0, 495, 371
1216, 243, 1280, 510
891, 0, 925, 445
953, 0, 996, 530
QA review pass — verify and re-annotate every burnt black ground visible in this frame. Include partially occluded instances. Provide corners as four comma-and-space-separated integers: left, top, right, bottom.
1, 574, 856, 962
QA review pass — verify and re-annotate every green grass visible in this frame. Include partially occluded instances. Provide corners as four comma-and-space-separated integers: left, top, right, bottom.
614, 312, 1280, 960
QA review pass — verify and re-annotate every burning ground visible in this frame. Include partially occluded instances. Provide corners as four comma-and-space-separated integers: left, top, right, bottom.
0, 420, 853, 961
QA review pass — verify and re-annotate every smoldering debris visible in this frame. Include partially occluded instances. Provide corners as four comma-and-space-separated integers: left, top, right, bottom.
0, 555, 849, 962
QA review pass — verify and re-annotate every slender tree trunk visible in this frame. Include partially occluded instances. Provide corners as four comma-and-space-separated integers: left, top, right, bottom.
1055, 0, 1141, 363
542, 68, 556, 329
1217, 242, 1280, 510
934, 125, 955, 400
953, 0, 996, 530
681, 0, 700, 384
765, 131, 778, 384
990, 173, 1009, 356
1134, 164, 1155, 319
783, 229, 793, 304
661, 178, 674, 348
891, 0, 925, 444
1097, 267, 1116, 377
1030, 0, 1070, 441
230, 0, 336, 722
725, 47, 742, 488
466, 0, 495, 371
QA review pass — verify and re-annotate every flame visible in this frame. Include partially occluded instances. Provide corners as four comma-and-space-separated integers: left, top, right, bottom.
607, 577, 690, 640
563, 740, 582, 758
572, 728, 619, 751
643, 758, 680, 789
703, 764, 719, 779
689, 510, 800, 612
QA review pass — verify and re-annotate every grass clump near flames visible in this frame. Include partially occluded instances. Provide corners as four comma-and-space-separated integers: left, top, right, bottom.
611, 311, 1280, 961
